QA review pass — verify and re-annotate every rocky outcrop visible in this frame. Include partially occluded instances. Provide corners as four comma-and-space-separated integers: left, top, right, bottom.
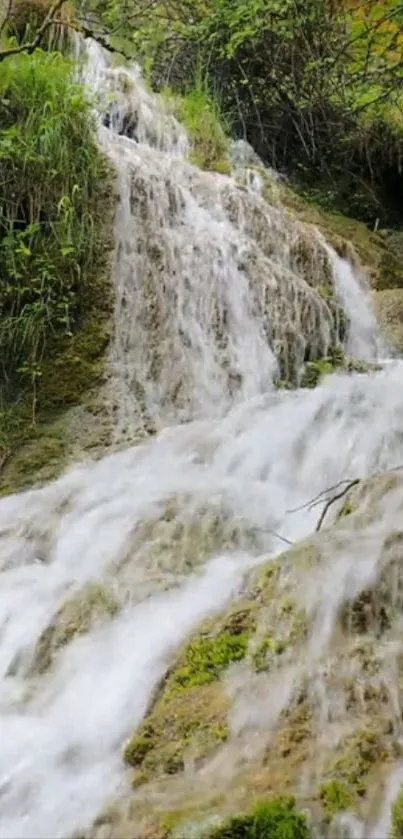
374, 289, 403, 354
81, 469, 403, 839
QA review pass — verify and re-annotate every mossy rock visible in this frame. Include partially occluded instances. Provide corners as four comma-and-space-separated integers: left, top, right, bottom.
279, 184, 403, 295
339, 543, 403, 637
124, 681, 230, 781
299, 348, 381, 389
318, 779, 354, 818
123, 605, 257, 780
326, 728, 385, 798
0, 183, 115, 496
33, 582, 120, 673
374, 289, 403, 353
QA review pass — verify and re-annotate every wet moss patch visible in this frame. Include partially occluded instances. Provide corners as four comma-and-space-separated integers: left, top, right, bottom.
318, 779, 354, 817
124, 681, 230, 781
327, 729, 385, 798
171, 632, 250, 689
33, 582, 120, 673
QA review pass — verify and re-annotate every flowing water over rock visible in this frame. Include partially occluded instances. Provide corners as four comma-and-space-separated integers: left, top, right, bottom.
0, 41, 402, 839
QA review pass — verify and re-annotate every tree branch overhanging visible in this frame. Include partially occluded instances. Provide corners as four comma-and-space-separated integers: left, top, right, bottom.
0, 0, 69, 61
0, 0, 137, 63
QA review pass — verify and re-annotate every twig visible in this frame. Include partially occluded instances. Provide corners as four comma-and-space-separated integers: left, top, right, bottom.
288, 462, 403, 534
269, 529, 294, 546
287, 478, 355, 513
315, 462, 403, 532
316, 479, 360, 532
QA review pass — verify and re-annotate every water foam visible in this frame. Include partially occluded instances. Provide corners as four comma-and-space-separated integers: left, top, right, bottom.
0, 39, 398, 839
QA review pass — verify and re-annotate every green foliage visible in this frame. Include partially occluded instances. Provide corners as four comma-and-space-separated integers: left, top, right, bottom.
102, 0, 403, 225
172, 631, 249, 688
208, 797, 311, 839
0, 48, 111, 409
252, 631, 286, 672
329, 729, 381, 797
300, 359, 335, 389
299, 348, 381, 389
319, 779, 353, 817
338, 500, 354, 519
164, 78, 230, 173
391, 786, 403, 838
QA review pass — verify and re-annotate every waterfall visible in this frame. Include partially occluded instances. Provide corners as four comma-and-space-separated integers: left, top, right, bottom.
80, 41, 384, 438
0, 41, 401, 839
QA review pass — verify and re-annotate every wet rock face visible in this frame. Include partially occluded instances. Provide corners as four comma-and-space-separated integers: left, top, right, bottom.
113, 154, 348, 434
103, 109, 139, 141
78, 472, 403, 839
374, 289, 403, 353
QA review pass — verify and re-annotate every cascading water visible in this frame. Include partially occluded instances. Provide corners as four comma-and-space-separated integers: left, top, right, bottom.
0, 40, 402, 839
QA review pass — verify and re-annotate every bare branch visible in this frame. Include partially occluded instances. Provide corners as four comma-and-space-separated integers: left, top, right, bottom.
316, 479, 360, 531
287, 478, 356, 513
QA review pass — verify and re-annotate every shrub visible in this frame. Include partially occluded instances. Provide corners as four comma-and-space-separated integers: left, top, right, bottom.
170, 80, 230, 173
0, 48, 111, 405
208, 797, 311, 839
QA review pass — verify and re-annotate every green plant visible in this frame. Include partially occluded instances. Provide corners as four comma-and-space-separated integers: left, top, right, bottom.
208, 797, 311, 839
391, 786, 403, 838
164, 77, 230, 173
106, 0, 403, 225
0, 48, 111, 419
319, 779, 353, 817
172, 631, 249, 688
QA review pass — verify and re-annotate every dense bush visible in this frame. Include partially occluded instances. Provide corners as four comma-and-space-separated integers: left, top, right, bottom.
0, 48, 110, 404
208, 797, 311, 839
93, 0, 403, 225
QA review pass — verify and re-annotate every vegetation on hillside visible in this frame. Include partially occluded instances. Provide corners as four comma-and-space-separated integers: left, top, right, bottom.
0, 6, 113, 478
75, 0, 403, 226
208, 798, 311, 839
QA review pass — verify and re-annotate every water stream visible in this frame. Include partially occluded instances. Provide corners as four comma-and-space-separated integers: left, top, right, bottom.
0, 41, 402, 839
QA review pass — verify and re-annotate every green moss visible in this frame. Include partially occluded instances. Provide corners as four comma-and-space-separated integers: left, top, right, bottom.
124, 681, 229, 779
300, 359, 335, 388
123, 606, 257, 780
0, 49, 115, 496
300, 350, 381, 390
390, 786, 403, 838
328, 729, 382, 798
318, 779, 354, 817
252, 631, 287, 672
207, 797, 311, 839
338, 500, 354, 519
33, 582, 120, 673
172, 631, 249, 689
318, 284, 334, 300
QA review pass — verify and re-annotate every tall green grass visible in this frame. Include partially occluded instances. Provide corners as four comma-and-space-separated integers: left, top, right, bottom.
0, 49, 110, 397
163, 75, 231, 174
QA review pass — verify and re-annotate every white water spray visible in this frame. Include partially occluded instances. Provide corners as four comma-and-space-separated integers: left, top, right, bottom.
0, 41, 400, 839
